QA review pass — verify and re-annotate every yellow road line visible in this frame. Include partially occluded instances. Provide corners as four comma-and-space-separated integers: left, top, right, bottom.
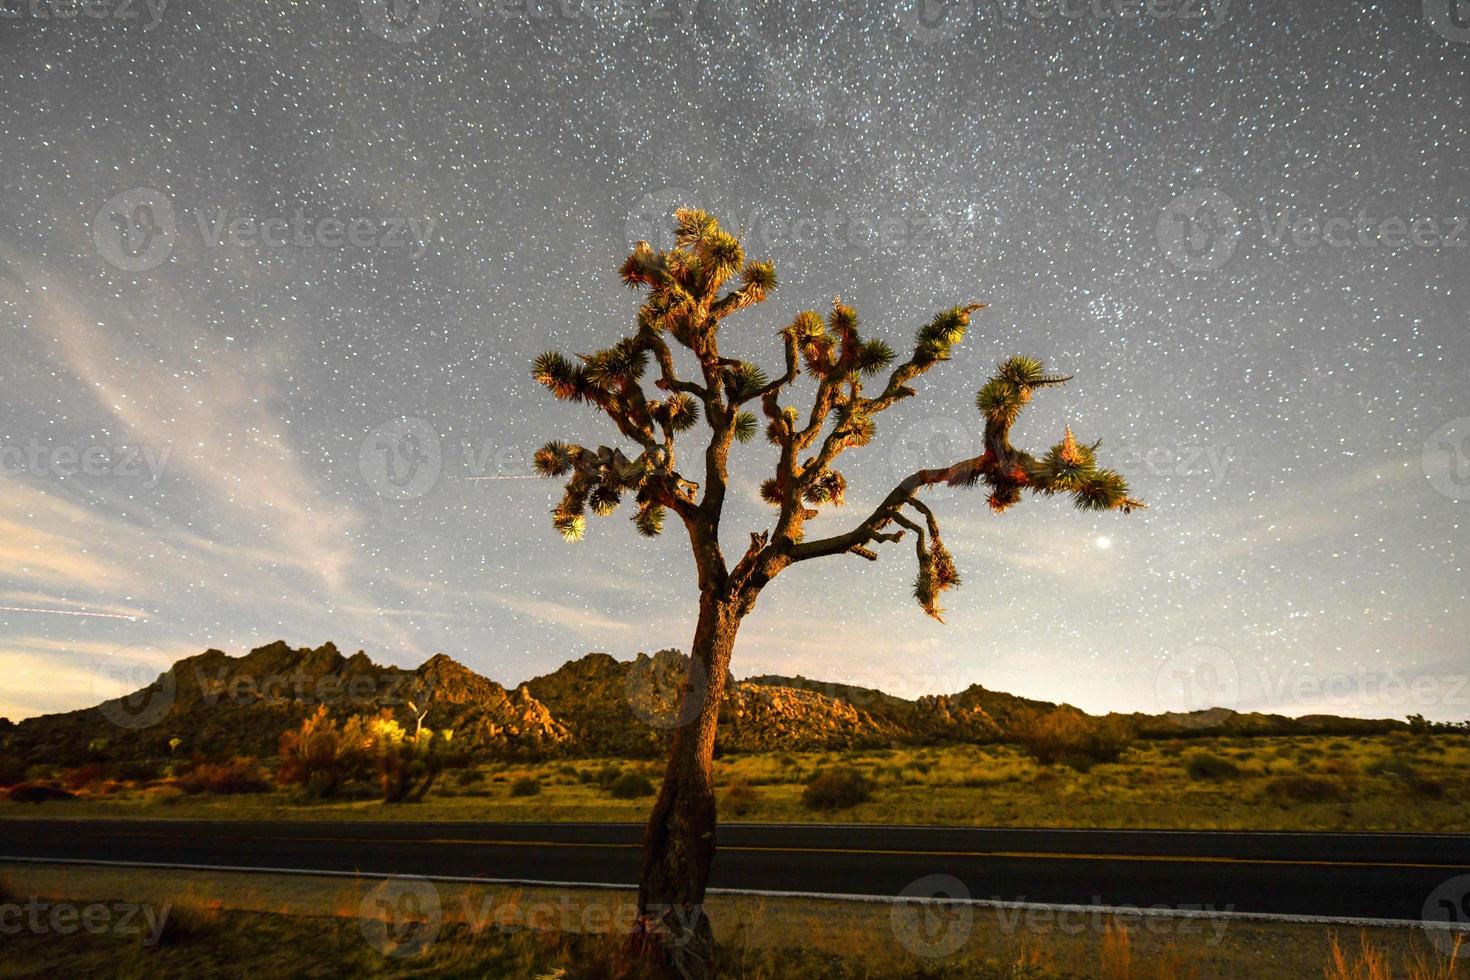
30, 830, 1467, 871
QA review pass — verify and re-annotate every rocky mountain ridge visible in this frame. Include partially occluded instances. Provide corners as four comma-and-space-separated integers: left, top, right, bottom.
4, 641, 1406, 766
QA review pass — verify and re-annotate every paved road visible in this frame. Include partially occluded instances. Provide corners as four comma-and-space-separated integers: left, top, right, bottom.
4, 819, 1467, 922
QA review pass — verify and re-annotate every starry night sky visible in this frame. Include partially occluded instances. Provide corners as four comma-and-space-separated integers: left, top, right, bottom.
2, 0, 1467, 723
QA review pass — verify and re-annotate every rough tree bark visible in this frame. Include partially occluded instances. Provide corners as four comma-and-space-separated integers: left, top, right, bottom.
631, 593, 741, 978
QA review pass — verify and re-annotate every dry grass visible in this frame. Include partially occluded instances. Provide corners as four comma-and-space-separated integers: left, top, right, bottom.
5, 734, 1470, 832
2, 863, 1467, 979
1324, 931, 1465, 980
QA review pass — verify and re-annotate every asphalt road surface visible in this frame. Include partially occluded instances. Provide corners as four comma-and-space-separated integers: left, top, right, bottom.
4, 819, 1467, 923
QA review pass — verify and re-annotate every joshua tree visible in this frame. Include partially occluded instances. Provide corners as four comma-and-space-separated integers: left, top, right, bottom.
531, 209, 1143, 977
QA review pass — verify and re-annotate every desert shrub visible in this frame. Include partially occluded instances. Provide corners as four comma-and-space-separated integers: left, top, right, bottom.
1011, 709, 1135, 771
557, 765, 579, 779
723, 779, 760, 817
112, 759, 162, 782
608, 773, 655, 799
24, 764, 56, 782
1365, 755, 1417, 780
150, 901, 221, 947
1263, 774, 1348, 804
801, 768, 872, 811
4, 783, 76, 803
276, 706, 371, 798
0, 756, 25, 788
1184, 752, 1240, 781
455, 768, 484, 786
510, 777, 542, 797
1409, 776, 1446, 799
60, 763, 109, 790
595, 765, 623, 790
176, 757, 269, 795
143, 784, 185, 805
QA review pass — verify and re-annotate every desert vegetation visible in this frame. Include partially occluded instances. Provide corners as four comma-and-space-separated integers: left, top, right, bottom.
0, 863, 1463, 980
6, 733, 1468, 833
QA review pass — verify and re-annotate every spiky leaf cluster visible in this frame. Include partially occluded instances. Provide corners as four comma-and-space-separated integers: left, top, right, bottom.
733, 411, 758, 444
802, 469, 847, 507
914, 535, 960, 621
913, 306, 973, 366
726, 362, 769, 401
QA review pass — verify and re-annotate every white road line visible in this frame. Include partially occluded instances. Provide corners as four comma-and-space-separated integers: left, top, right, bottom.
3, 855, 1465, 932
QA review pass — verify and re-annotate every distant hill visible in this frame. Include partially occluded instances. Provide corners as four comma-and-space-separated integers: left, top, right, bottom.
2, 640, 1407, 767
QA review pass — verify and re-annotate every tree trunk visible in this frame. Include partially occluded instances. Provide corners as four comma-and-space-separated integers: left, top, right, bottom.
631, 593, 740, 979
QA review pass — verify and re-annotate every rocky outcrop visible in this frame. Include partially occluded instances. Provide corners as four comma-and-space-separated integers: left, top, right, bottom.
5, 642, 1408, 768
